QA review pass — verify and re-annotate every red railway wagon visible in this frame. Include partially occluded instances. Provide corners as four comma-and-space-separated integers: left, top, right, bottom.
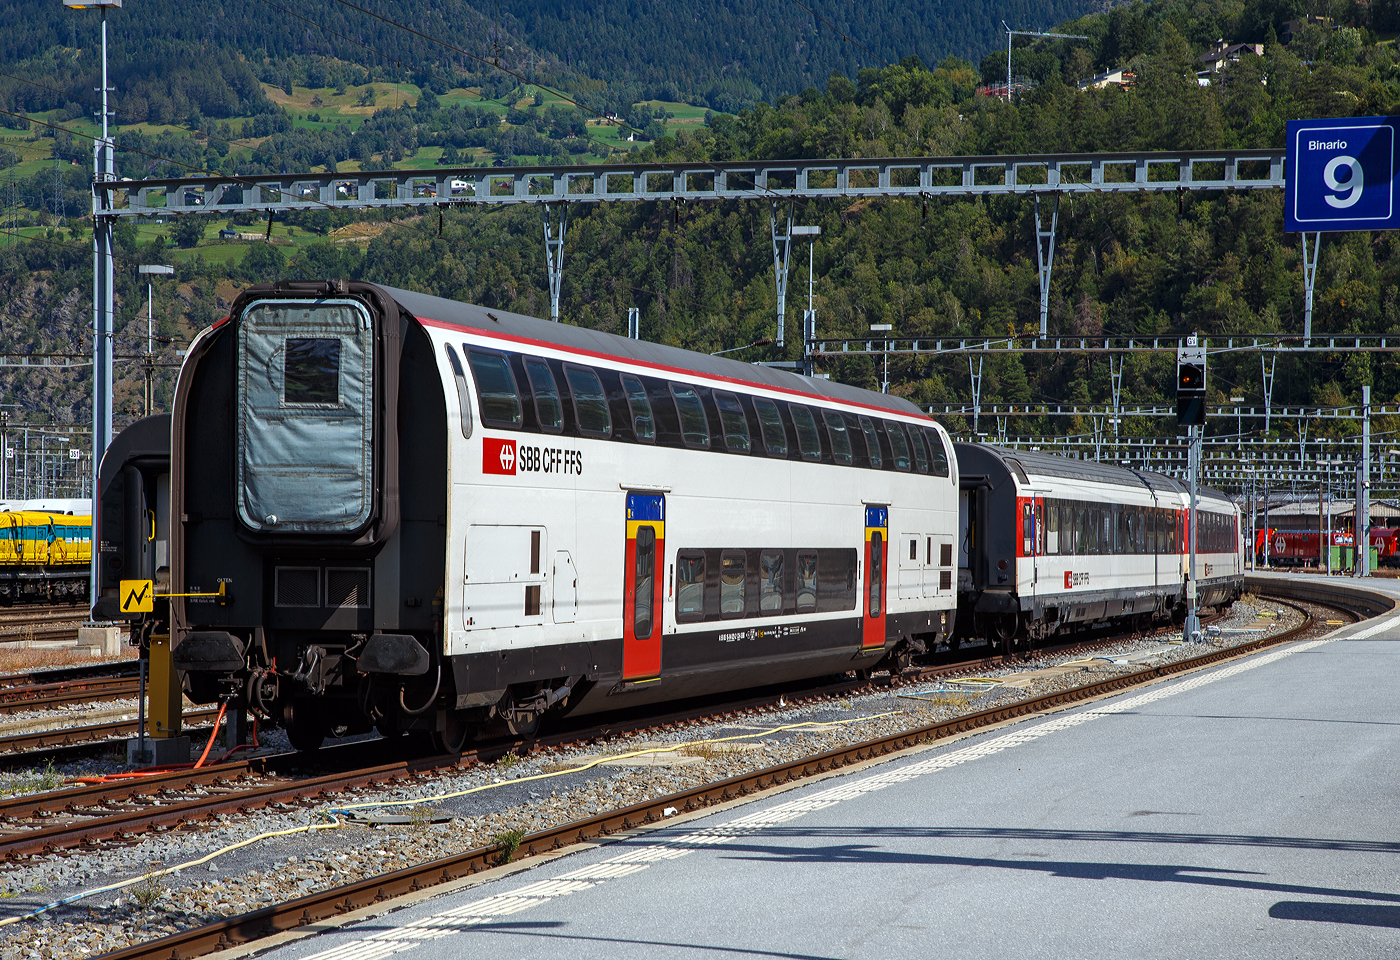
1253, 527, 1399, 567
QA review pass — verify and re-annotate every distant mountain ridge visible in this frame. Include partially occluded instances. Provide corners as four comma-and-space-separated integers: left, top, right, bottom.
499, 0, 1103, 106
0, 0, 1103, 117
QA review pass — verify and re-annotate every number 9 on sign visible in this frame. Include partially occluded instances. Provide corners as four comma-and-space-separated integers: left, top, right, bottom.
1324, 155, 1363, 209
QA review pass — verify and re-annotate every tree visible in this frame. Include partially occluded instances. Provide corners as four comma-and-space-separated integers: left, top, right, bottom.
171, 217, 206, 249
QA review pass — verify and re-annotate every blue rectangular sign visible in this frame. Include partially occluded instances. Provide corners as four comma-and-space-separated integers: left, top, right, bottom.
1286, 116, 1400, 232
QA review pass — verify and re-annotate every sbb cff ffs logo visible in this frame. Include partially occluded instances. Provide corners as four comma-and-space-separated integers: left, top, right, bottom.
482, 438, 584, 476
483, 438, 517, 475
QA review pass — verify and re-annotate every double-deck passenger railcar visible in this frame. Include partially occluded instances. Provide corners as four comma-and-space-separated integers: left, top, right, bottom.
954, 444, 1242, 651
167, 281, 960, 751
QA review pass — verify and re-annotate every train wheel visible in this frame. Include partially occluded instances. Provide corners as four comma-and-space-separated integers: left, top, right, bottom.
431, 712, 472, 754
993, 614, 1019, 657
287, 721, 325, 753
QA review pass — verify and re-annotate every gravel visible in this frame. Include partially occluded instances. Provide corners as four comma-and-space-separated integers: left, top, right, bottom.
0, 596, 1312, 959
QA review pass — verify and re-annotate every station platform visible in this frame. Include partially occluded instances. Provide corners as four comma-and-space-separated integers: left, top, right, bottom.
260, 575, 1400, 960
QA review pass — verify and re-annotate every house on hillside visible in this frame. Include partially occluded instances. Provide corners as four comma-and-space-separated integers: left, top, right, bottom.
1077, 67, 1136, 91
1196, 39, 1264, 75
1283, 16, 1332, 44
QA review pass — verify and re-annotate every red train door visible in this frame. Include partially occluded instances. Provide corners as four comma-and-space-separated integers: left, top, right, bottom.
863, 505, 888, 650
623, 492, 665, 680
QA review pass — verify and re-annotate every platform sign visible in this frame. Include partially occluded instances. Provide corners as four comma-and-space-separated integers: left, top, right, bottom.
1285, 116, 1400, 232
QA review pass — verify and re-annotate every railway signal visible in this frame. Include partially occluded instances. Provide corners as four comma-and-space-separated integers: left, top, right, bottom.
1176, 345, 1207, 427
1177, 337, 1206, 641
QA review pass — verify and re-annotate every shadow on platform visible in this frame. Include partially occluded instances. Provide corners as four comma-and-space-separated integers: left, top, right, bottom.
1270, 901, 1400, 928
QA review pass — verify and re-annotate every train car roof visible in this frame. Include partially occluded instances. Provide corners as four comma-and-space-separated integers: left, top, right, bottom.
375, 285, 928, 420
955, 442, 1234, 505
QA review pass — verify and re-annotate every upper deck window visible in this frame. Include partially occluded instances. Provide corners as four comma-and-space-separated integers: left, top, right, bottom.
524, 358, 563, 433
822, 411, 853, 464
714, 392, 751, 453
858, 417, 882, 469
670, 385, 711, 449
622, 375, 655, 442
790, 405, 822, 461
467, 350, 522, 427
885, 421, 911, 471
753, 399, 787, 457
564, 364, 612, 438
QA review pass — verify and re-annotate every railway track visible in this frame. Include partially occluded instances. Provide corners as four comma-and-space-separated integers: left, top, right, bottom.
84, 592, 1351, 960
0, 601, 1274, 864
0, 676, 140, 716
0, 706, 221, 759
0, 661, 138, 691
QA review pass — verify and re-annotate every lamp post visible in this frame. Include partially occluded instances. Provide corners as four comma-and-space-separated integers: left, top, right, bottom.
1244, 463, 1256, 570
793, 225, 820, 376
871, 324, 892, 393
138, 264, 174, 415
64, 0, 122, 607
1318, 456, 1342, 574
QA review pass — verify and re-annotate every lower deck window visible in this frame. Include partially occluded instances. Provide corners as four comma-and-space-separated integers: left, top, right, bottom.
720, 552, 746, 617
760, 552, 784, 613
676, 551, 705, 622
796, 552, 817, 612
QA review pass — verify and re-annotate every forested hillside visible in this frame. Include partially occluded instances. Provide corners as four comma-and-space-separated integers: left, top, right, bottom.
4, 0, 1400, 447
0, 0, 1101, 118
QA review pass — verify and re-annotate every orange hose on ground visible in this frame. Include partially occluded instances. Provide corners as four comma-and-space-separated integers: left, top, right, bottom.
193, 701, 229, 769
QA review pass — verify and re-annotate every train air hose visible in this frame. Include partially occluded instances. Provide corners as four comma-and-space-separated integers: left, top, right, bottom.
67, 709, 259, 786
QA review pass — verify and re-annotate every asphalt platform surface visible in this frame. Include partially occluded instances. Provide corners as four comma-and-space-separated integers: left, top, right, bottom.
258, 576, 1400, 960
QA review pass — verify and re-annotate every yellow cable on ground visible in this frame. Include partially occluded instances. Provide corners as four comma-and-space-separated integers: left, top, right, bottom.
0, 709, 903, 926
0, 816, 344, 928
330, 712, 900, 815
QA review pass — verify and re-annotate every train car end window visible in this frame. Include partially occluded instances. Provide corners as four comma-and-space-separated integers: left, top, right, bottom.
924, 428, 950, 477
670, 385, 711, 449
443, 344, 473, 439
823, 411, 853, 464
284, 337, 340, 405
759, 551, 784, 613
790, 406, 822, 462
858, 417, 883, 469
714, 391, 751, 453
675, 551, 706, 622
885, 422, 911, 471
910, 427, 929, 473
621, 375, 655, 442
563, 365, 611, 438
753, 399, 787, 457
720, 552, 746, 618
524, 358, 563, 433
466, 350, 523, 427
795, 551, 818, 612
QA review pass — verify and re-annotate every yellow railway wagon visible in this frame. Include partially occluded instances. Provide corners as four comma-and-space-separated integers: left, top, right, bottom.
0, 511, 92, 604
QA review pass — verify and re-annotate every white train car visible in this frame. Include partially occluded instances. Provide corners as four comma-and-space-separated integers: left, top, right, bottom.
954, 444, 1242, 651
169, 282, 960, 750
